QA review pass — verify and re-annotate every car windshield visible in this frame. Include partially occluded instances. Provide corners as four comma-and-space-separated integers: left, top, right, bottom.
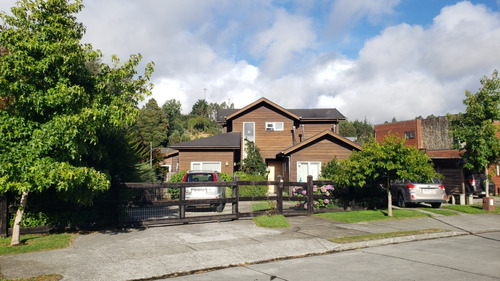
185, 173, 214, 182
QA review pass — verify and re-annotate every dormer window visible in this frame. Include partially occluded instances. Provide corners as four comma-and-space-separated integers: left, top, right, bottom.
266, 122, 284, 131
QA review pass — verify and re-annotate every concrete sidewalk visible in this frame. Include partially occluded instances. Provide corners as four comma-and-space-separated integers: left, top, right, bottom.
1, 211, 499, 281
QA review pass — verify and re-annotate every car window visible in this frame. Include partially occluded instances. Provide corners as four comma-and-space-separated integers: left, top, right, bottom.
186, 173, 215, 182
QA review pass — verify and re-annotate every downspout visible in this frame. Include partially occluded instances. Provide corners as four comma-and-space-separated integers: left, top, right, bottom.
292, 126, 296, 145
302, 124, 305, 141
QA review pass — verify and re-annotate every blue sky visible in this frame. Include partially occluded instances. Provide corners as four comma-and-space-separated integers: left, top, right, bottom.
1, 0, 499, 124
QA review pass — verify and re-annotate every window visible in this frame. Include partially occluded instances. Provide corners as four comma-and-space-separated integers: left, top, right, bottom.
297, 161, 321, 182
191, 162, 221, 172
265, 122, 284, 131
405, 131, 415, 139
497, 164, 500, 176
243, 122, 255, 159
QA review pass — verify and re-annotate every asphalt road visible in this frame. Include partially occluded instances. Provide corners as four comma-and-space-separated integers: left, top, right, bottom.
167, 231, 500, 281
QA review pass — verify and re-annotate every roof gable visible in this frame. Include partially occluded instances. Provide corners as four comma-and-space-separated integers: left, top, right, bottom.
226, 97, 300, 121
170, 132, 241, 150
280, 130, 361, 155
217, 97, 346, 124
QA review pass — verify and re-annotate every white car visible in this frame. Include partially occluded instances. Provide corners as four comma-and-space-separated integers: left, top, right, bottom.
182, 170, 226, 212
390, 178, 447, 208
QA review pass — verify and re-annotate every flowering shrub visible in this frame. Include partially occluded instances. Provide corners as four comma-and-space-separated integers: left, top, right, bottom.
293, 184, 335, 209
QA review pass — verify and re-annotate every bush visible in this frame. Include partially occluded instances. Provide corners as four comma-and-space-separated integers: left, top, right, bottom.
9, 211, 49, 227
234, 172, 268, 197
293, 184, 336, 209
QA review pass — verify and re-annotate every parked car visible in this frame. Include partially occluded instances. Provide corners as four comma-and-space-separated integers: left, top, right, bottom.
182, 170, 226, 212
465, 174, 495, 197
390, 178, 447, 208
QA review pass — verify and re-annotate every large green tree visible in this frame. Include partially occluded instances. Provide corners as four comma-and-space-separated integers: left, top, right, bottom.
0, 0, 154, 245
134, 98, 168, 148
450, 70, 500, 197
339, 135, 439, 216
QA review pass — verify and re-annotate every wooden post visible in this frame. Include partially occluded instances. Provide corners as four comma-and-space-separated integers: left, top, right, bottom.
277, 175, 283, 214
0, 195, 7, 237
232, 175, 239, 217
179, 185, 186, 219
307, 175, 314, 215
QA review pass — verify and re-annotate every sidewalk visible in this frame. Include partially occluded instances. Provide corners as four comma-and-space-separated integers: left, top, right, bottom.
1, 210, 499, 281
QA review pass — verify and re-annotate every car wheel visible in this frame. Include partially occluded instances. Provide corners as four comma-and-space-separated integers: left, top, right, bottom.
215, 203, 225, 213
431, 203, 441, 208
397, 193, 406, 208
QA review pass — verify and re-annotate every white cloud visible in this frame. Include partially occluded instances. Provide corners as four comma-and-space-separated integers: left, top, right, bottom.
327, 0, 401, 37
250, 9, 316, 77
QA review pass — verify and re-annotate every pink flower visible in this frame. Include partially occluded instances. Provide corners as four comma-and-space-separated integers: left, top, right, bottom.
296, 203, 300, 208
325, 191, 330, 196
301, 190, 307, 195
324, 199, 330, 204
314, 201, 318, 205
320, 186, 327, 193
304, 203, 308, 209
326, 185, 334, 190
313, 186, 318, 192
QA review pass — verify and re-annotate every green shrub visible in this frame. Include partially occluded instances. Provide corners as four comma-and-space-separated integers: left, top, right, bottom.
9, 211, 49, 227
167, 170, 187, 199
234, 172, 268, 197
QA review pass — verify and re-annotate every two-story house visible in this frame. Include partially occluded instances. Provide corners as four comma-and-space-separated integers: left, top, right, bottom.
167, 97, 361, 188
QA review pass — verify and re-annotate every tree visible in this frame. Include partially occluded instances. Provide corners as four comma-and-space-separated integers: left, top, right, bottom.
0, 0, 154, 245
340, 135, 439, 216
239, 141, 267, 176
449, 70, 500, 197
134, 98, 168, 148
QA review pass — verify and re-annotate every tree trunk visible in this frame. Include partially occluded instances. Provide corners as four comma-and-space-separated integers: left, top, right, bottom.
387, 176, 393, 217
10, 191, 28, 246
485, 164, 490, 198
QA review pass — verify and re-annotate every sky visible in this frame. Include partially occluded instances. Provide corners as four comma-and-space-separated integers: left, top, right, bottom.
1, 0, 500, 124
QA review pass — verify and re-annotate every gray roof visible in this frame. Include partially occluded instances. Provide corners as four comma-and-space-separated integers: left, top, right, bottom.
216, 108, 345, 123
170, 132, 241, 150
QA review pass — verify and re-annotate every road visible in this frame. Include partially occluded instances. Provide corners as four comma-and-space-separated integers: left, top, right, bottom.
167, 231, 500, 281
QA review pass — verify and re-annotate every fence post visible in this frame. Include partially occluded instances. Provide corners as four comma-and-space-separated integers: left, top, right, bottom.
0, 195, 7, 237
232, 175, 239, 217
307, 175, 313, 215
179, 184, 186, 219
111, 176, 121, 228
277, 175, 283, 214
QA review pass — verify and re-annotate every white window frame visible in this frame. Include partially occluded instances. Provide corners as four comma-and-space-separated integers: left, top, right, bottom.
190, 161, 222, 172
243, 122, 255, 159
265, 122, 284, 131
296, 161, 322, 182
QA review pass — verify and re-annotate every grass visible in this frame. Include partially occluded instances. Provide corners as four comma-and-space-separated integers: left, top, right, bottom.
0, 233, 74, 256
252, 201, 271, 212
442, 204, 499, 214
417, 208, 458, 216
253, 215, 291, 228
330, 229, 448, 243
315, 209, 431, 223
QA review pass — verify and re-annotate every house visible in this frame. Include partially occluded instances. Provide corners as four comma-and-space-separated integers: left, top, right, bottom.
167, 97, 361, 189
374, 117, 500, 196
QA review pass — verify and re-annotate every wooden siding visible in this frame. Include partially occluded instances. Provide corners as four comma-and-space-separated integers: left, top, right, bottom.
374, 119, 422, 148
178, 150, 235, 175
300, 123, 336, 141
232, 104, 296, 160
288, 138, 355, 181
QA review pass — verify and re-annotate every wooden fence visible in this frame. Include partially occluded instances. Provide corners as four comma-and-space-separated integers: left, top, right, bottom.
0, 175, 339, 236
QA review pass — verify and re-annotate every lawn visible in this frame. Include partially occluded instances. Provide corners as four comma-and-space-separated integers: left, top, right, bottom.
0, 274, 63, 281
253, 215, 291, 228
417, 208, 458, 216
330, 229, 448, 243
443, 204, 500, 214
0, 233, 74, 256
315, 209, 432, 223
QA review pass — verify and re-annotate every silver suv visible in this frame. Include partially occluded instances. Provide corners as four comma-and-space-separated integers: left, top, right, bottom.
182, 170, 226, 212
391, 178, 447, 208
